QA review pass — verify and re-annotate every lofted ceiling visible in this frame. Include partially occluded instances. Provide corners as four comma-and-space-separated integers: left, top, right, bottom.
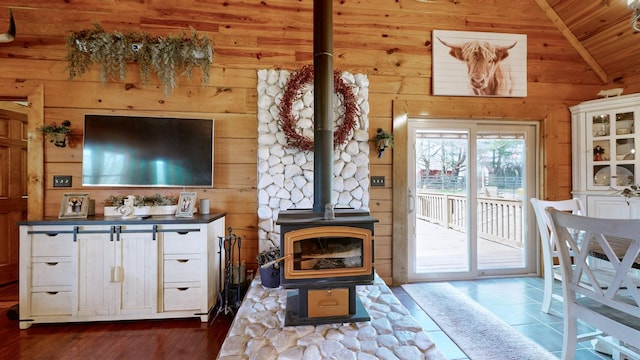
542, 0, 640, 86
0, 1, 638, 89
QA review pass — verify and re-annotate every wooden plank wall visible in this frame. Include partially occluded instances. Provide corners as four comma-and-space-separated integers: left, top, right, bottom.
0, 0, 633, 284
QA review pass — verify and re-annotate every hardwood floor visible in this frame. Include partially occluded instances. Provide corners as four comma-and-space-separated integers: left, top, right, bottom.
3, 277, 620, 359
0, 282, 234, 360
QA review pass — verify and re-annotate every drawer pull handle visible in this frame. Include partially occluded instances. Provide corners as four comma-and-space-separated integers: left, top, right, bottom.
44, 232, 60, 237
46, 292, 59, 295
176, 288, 189, 291
177, 231, 190, 235
318, 300, 339, 308
177, 259, 189, 263
45, 262, 58, 266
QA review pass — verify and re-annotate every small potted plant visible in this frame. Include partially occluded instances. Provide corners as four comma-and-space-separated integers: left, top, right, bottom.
38, 120, 72, 147
103, 193, 178, 216
374, 128, 394, 158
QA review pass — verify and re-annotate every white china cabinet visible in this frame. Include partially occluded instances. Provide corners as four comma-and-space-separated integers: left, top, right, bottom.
571, 93, 640, 218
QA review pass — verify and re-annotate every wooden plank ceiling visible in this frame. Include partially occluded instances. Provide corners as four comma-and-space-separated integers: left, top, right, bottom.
544, 0, 640, 86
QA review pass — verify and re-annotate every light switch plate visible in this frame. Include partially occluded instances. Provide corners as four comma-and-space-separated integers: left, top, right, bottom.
53, 175, 72, 187
371, 176, 385, 187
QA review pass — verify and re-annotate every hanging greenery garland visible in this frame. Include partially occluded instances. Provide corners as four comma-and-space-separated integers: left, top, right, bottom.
66, 24, 212, 96
278, 64, 359, 151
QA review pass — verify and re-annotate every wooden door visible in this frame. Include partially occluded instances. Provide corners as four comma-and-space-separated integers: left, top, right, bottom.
0, 102, 27, 285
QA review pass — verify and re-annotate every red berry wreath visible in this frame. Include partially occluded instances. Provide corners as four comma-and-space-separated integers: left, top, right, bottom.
278, 64, 359, 151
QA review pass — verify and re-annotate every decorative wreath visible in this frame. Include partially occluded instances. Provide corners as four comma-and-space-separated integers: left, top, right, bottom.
278, 64, 359, 151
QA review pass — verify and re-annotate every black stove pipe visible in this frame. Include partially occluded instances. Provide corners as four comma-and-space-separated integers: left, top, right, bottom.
312, 0, 334, 213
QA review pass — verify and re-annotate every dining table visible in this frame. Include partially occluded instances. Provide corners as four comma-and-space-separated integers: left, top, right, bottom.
587, 235, 640, 270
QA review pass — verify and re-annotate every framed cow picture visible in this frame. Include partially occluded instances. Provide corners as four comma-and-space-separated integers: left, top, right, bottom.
432, 30, 527, 97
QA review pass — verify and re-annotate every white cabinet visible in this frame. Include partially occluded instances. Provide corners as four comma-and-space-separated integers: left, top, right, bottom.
19, 214, 225, 329
571, 94, 640, 217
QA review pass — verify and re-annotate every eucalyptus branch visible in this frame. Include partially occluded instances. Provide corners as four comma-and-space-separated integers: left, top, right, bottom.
66, 24, 213, 96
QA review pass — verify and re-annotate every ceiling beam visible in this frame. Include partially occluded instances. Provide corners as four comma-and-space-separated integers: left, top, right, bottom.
535, 0, 608, 84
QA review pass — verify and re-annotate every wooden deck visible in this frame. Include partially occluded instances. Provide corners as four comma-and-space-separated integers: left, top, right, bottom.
415, 219, 525, 273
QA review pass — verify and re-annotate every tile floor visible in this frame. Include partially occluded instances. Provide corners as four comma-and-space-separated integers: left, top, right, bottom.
392, 276, 613, 360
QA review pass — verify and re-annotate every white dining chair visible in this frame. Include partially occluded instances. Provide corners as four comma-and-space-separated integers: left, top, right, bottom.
546, 208, 640, 360
530, 197, 585, 314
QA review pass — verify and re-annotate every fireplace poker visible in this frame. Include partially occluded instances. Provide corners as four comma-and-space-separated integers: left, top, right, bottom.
259, 254, 290, 269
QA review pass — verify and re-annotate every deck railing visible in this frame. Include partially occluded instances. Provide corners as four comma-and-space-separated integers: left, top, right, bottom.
416, 191, 524, 248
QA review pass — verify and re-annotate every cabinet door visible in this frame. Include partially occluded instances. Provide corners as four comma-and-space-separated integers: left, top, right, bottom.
587, 108, 638, 190
118, 227, 157, 315
587, 196, 633, 219
77, 225, 157, 317
77, 229, 117, 316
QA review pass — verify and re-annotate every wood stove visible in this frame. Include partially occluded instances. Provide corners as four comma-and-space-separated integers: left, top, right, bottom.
277, 208, 378, 326
273, 0, 379, 326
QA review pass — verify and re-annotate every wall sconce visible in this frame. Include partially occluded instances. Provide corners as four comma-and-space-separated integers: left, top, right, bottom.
628, 0, 640, 31
373, 128, 394, 158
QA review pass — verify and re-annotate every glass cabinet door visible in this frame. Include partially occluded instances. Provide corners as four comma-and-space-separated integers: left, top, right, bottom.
588, 110, 636, 189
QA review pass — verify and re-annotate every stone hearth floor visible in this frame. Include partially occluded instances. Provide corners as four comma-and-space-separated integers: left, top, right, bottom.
216, 274, 447, 359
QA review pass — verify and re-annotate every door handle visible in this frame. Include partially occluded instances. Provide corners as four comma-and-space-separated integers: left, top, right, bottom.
408, 188, 415, 213
110, 266, 124, 282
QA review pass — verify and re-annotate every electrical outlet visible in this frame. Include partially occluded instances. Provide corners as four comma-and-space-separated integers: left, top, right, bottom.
53, 175, 72, 187
371, 176, 385, 187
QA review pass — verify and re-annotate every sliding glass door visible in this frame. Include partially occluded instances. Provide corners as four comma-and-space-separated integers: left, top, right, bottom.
407, 119, 538, 281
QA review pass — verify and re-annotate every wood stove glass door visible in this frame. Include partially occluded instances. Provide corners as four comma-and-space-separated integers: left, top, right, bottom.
407, 120, 538, 281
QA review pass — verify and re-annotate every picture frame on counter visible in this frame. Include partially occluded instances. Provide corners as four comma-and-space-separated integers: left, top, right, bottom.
58, 193, 90, 219
175, 192, 197, 217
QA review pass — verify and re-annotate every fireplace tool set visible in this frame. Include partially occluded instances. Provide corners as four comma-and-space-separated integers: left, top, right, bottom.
211, 227, 245, 321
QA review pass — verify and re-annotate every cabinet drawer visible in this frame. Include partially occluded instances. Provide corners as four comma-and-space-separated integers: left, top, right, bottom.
32, 261, 73, 287
164, 258, 201, 283
31, 291, 72, 316
163, 286, 202, 311
31, 233, 74, 257
163, 230, 201, 254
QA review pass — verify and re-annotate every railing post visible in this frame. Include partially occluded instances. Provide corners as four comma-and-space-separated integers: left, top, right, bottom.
444, 194, 451, 228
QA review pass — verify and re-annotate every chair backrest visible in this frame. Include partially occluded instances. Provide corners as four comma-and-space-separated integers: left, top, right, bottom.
546, 208, 640, 347
530, 198, 585, 268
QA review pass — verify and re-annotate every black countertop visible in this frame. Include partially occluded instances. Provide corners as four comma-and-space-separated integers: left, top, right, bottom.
18, 212, 226, 226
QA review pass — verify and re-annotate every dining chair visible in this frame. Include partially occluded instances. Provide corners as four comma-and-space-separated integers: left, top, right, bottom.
546, 208, 640, 360
530, 197, 585, 314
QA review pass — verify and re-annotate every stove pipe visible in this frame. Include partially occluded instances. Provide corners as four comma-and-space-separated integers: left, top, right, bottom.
312, 0, 334, 213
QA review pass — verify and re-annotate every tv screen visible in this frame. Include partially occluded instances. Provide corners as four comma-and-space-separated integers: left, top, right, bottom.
82, 114, 214, 187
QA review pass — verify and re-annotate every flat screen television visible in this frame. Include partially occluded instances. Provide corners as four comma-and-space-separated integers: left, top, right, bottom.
82, 114, 214, 187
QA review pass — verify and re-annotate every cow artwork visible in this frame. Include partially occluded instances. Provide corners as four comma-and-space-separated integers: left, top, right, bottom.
432, 30, 527, 97
438, 38, 516, 96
